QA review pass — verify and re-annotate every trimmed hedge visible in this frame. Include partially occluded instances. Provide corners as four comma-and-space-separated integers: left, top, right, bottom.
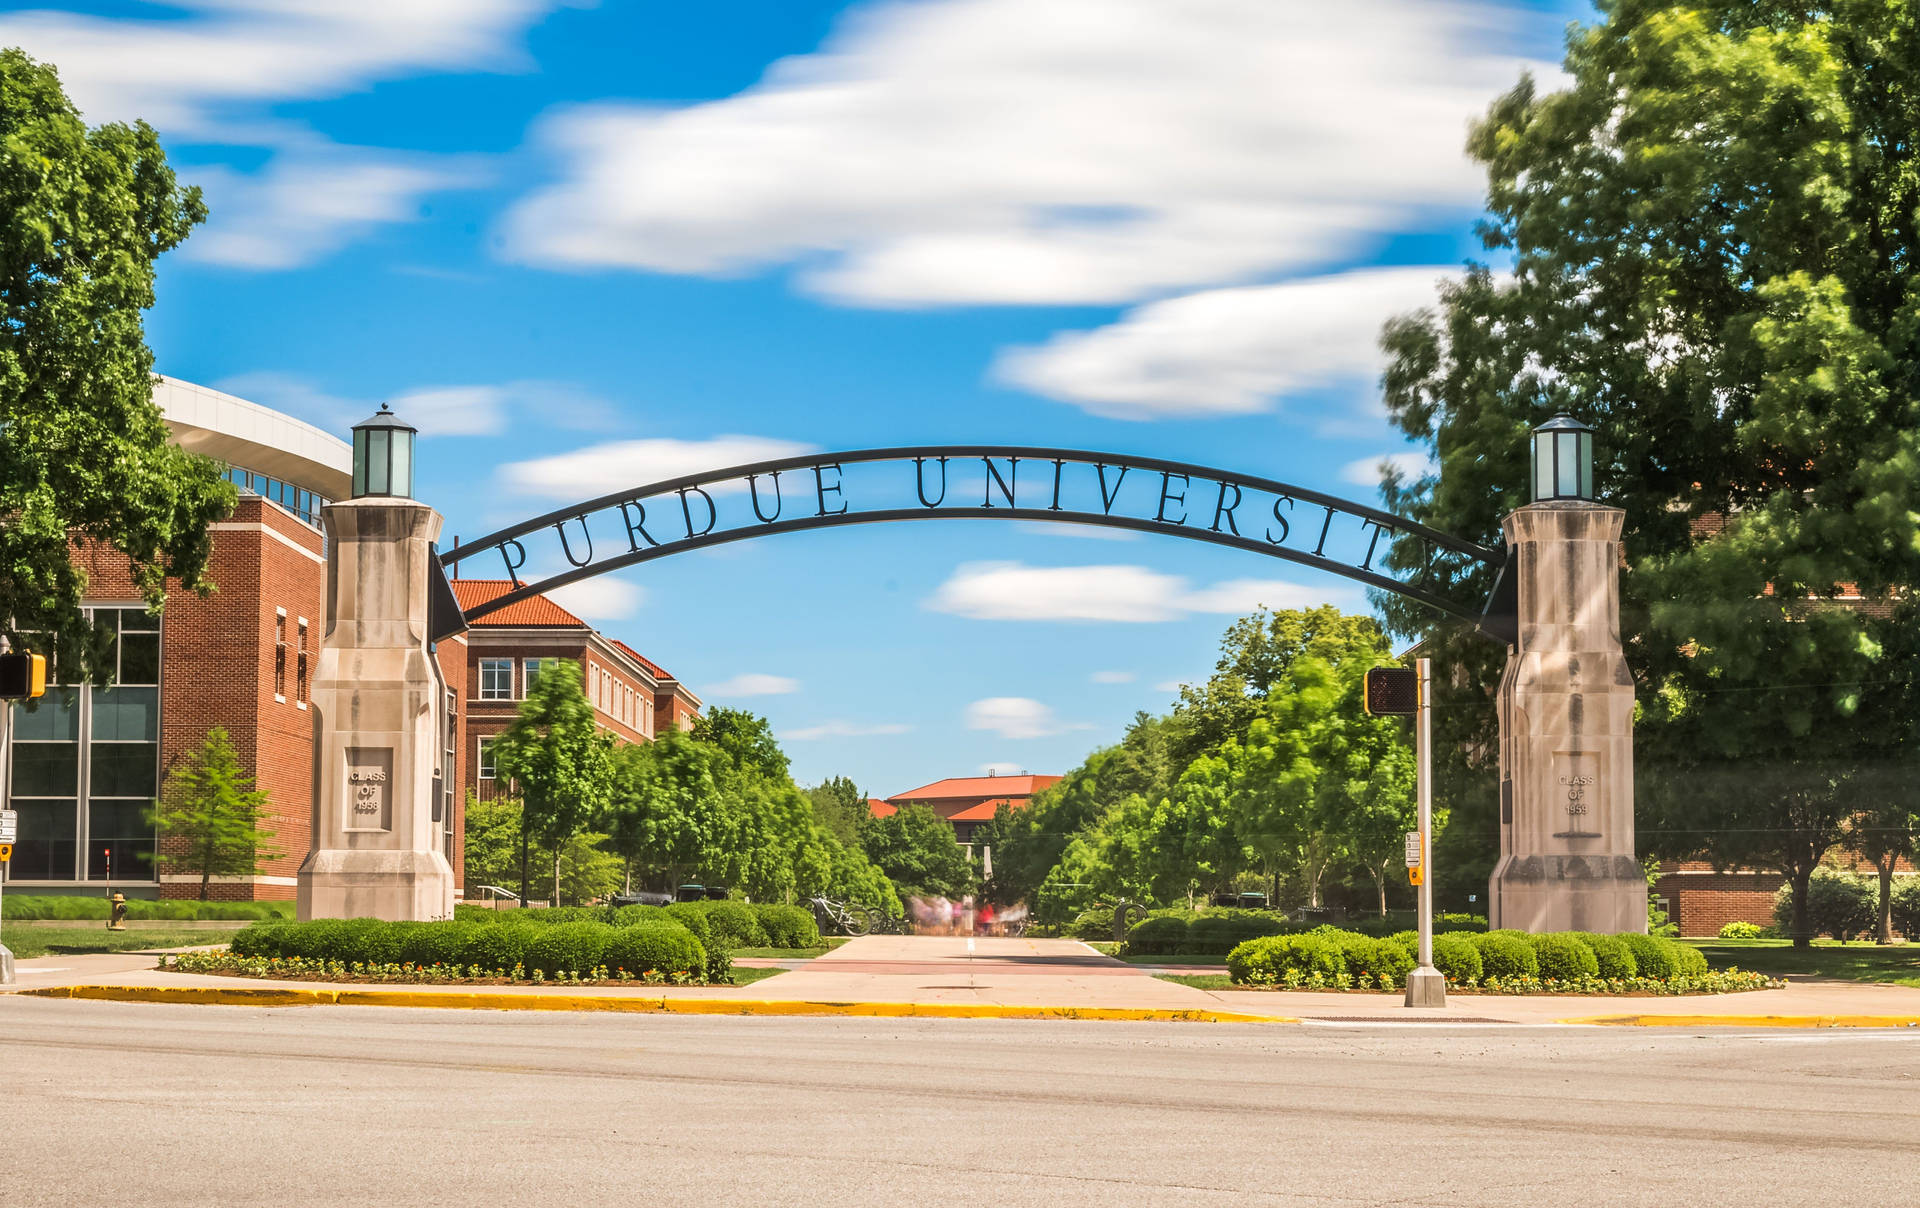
753, 904, 820, 948
604, 924, 705, 979
1469, 932, 1539, 979
1619, 932, 1679, 980
1126, 915, 1195, 956
1717, 921, 1766, 940
1530, 932, 1599, 980
523, 922, 613, 976
1231, 926, 1733, 992
462, 923, 535, 973
1190, 911, 1289, 952
1387, 931, 1484, 985
1, 895, 292, 921
1576, 932, 1638, 979
663, 903, 715, 950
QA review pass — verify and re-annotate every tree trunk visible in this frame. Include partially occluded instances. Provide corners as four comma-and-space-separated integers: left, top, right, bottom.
199, 832, 214, 901
1788, 867, 1813, 950
1372, 866, 1387, 917
1876, 853, 1896, 945
553, 849, 563, 907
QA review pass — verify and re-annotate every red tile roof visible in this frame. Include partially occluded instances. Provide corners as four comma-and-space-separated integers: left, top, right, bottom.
451, 579, 587, 628
609, 638, 673, 682
867, 798, 896, 818
888, 774, 1062, 802
945, 799, 1016, 821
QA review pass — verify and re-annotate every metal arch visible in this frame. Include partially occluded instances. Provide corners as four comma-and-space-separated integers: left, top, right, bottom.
436, 445, 1509, 634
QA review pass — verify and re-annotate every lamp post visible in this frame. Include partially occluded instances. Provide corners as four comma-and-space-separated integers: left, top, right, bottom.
351, 404, 417, 499
1531, 413, 1595, 502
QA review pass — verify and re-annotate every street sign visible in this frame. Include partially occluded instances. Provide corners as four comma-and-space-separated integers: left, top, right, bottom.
1363, 666, 1418, 716
0, 809, 15, 844
1404, 831, 1422, 868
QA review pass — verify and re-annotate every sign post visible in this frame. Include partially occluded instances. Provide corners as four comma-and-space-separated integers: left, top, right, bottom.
1, 697, 14, 985
1404, 657, 1445, 1007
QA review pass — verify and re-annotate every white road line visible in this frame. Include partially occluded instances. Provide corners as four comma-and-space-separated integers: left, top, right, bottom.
966, 938, 975, 955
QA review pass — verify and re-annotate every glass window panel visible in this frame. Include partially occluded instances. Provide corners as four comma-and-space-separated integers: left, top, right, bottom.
13, 687, 79, 741
1577, 432, 1593, 499
389, 430, 411, 498
11, 799, 77, 880
91, 743, 158, 798
14, 743, 79, 796
118, 631, 160, 685
367, 429, 390, 494
87, 797, 155, 882
92, 686, 159, 742
119, 607, 159, 633
1534, 435, 1554, 500
1556, 434, 1576, 498
352, 430, 368, 496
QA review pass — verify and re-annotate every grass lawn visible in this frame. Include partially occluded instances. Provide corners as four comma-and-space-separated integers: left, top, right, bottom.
730, 937, 847, 959
725, 965, 790, 986
1122, 955, 1229, 967
1686, 938, 1920, 987
1155, 973, 1235, 990
3, 925, 236, 960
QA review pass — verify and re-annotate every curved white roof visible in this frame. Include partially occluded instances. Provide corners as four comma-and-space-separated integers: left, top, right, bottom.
155, 375, 352, 500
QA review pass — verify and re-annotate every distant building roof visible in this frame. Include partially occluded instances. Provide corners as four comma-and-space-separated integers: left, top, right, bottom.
867, 797, 895, 818
451, 579, 587, 628
887, 774, 1062, 802
609, 639, 673, 682
945, 799, 1016, 821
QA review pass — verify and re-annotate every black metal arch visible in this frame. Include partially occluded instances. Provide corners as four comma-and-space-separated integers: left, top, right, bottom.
435, 445, 1511, 639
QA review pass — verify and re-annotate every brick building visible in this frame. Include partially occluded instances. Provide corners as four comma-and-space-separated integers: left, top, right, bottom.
870, 773, 1062, 862
449, 580, 702, 806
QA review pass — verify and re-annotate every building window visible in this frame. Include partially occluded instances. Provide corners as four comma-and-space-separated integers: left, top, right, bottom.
602, 670, 612, 713
273, 611, 287, 700
7, 606, 160, 882
524, 657, 559, 693
479, 659, 513, 700
294, 618, 309, 704
477, 737, 498, 780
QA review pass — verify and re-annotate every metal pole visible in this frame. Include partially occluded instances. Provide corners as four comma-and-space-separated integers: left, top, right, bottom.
1, 690, 14, 985
1404, 656, 1445, 1007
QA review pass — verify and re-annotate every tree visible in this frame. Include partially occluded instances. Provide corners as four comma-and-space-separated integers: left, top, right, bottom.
553, 830, 623, 907
490, 660, 614, 903
806, 775, 869, 846
1375, 1, 1920, 946
0, 49, 233, 683
150, 727, 280, 900
858, 804, 973, 899
692, 707, 790, 785
463, 793, 539, 896
605, 726, 733, 892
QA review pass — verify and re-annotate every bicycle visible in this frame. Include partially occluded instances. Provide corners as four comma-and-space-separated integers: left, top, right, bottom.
808, 895, 874, 937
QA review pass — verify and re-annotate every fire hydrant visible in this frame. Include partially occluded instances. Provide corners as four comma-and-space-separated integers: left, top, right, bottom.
107, 892, 129, 931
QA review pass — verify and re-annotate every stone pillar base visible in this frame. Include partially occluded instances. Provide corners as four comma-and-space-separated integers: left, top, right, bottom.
297, 849, 455, 922
1403, 966, 1447, 1007
1489, 854, 1645, 934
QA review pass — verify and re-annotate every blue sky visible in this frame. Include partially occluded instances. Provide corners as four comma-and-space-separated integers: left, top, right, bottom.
9, 0, 1591, 794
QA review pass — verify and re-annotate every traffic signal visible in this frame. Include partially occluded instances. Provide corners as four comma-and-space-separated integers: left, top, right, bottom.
1363, 666, 1418, 716
0, 652, 46, 700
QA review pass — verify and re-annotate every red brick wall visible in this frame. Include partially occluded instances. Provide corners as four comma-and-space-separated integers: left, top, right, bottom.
1653, 869, 1785, 937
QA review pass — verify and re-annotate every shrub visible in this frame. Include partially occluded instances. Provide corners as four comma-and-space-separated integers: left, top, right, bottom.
1619, 932, 1678, 980
399, 922, 477, 969
1190, 910, 1288, 952
1430, 933, 1483, 984
354, 921, 413, 966
1330, 932, 1412, 987
664, 904, 716, 951
1772, 870, 1875, 941
1576, 933, 1638, 979
0, 895, 290, 921
694, 901, 768, 948
1469, 932, 1538, 979
230, 921, 288, 958
612, 904, 675, 928
1718, 920, 1765, 940
1530, 932, 1599, 981
603, 924, 705, 979
1226, 933, 1344, 984
277, 918, 352, 962
523, 922, 612, 976
754, 904, 820, 949
1126, 915, 1193, 956
1068, 907, 1115, 940
1671, 940, 1709, 977
460, 923, 534, 973
1892, 879, 1920, 942
1436, 913, 1487, 933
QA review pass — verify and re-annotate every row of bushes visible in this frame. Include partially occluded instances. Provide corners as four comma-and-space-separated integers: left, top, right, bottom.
232, 917, 713, 981
453, 899, 819, 949
1124, 909, 1488, 955
1769, 871, 1920, 942
1225, 927, 1712, 990
1, 895, 294, 921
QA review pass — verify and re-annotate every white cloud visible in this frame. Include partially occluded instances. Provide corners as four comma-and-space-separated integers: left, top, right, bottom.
209, 372, 611, 438
1340, 451, 1437, 489
500, 436, 816, 500
782, 719, 913, 741
966, 697, 1065, 740
504, 0, 1539, 306
0, 1, 562, 134
1090, 670, 1136, 684
546, 577, 645, 622
1012, 521, 1138, 542
705, 673, 801, 698
1155, 680, 1188, 694
925, 561, 1361, 623
980, 761, 1024, 776
993, 267, 1459, 418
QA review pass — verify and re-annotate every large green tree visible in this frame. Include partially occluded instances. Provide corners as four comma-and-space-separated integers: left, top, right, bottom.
0, 49, 232, 680
604, 725, 732, 892
150, 727, 280, 901
1375, 0, 1920, 944
858, 803, 973, 900
490, 660, 614, 903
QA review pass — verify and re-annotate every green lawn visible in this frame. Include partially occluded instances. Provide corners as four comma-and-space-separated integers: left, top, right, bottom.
725, 965, 790, 986
1122, 955, 1229, 967
1154, 973, 1236, 990
729, 945, 832, 959
1686, 939, 1920, 987
3, 925, 236, 960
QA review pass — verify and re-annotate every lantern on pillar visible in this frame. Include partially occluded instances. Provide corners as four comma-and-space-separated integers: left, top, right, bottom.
351, 404, 417, 499
1531, 413, 1594, 503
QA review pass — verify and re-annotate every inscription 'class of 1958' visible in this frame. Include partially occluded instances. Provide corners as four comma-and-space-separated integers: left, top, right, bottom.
440, 446, 1509, 636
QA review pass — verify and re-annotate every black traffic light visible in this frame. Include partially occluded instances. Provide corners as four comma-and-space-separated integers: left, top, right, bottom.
1363, 666, 1418, 716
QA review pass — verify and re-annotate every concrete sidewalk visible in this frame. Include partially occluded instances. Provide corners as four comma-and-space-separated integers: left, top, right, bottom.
6, 935, 1919, 1026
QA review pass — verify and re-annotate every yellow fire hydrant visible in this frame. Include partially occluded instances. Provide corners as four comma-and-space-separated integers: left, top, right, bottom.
107, 892, 129, 931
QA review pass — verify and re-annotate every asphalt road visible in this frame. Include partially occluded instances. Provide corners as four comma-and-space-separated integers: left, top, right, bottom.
1, 998, 1915, 1207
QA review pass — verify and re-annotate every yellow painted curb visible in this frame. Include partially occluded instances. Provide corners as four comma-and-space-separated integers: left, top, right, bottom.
19, 984, 1289, 1024
1557, 1013, 1920, 1029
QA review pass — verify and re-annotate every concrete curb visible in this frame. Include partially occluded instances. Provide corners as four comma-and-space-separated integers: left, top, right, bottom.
1557, 1013, 1920, 1029
18, 983, 1290, 1024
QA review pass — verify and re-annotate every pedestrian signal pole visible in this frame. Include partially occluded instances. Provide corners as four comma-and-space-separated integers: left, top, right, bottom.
1364, 659, 1445, 1008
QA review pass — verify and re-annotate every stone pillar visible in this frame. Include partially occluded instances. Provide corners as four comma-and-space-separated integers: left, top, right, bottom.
297, 498, 455, 921
1489, 502, 1644, 933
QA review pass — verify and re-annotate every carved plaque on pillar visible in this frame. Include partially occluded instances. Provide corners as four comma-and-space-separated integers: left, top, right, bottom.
1552, 750, 1600, 839
346, 746, 393, 831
